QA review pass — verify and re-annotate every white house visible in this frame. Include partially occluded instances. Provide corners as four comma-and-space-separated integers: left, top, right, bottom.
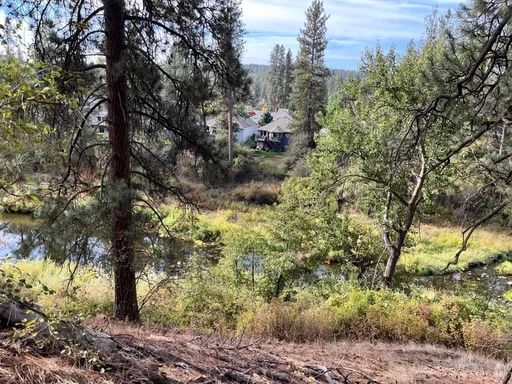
206, 115, 260, 144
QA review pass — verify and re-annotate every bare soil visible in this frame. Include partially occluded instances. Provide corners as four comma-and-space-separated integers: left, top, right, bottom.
0, 320, 506, 384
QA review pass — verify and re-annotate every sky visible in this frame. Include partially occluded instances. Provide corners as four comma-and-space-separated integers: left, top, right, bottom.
241, 0, 465, 70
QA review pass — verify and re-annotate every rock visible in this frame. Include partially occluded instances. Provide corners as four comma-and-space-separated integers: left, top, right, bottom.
451, 273, 463, 283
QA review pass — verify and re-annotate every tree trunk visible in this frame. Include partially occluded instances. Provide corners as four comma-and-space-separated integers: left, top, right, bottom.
382, 246, 401, 286
227, 92, 234, 166
382, 223, 414, 286
104, 0, 139, 321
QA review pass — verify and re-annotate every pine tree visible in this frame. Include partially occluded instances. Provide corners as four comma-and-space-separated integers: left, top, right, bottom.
9, 0, 241, 321
258, 110, 273, 126
266, 44, 285, 111
215, 0, 251, 166
282, 49, 294, 108
289, 0, 329, 151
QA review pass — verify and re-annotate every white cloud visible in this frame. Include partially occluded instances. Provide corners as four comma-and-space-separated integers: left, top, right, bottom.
241, 0, 466, 68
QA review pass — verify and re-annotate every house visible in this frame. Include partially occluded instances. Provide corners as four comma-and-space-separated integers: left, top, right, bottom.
256, 115, 293, 151
249, 108, 292, 125
85, 101, 108, 134
205, 115, 260, 144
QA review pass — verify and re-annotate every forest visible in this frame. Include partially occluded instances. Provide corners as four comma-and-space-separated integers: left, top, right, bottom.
0, 0, 512, 383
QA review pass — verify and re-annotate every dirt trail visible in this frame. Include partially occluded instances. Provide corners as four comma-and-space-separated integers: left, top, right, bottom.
0, 321, 506, 384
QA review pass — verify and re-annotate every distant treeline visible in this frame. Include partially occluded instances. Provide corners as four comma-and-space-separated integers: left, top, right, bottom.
244, 63, 358, 108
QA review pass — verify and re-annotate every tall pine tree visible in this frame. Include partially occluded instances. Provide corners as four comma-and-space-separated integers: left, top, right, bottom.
9, 0, 239, 321
216, 0, 250, 166
266, 44, 285, 111
282, 49, 294, 108
289, 0, 328, 151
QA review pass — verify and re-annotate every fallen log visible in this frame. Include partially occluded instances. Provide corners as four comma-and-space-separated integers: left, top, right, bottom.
0, 296, 42, 327
499, 363, 512, 384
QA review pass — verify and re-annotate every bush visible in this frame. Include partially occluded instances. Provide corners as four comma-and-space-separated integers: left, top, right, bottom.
258, 159, 286, 180
496, 261, 512, 276
231, 182, 279, 205
233, 155, 258, 182
240, 284, 512, 356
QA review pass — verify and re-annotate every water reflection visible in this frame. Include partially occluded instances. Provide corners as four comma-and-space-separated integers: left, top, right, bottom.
0, 213, 209, 273
0, 213, 43, 259
413, 264, 512, 303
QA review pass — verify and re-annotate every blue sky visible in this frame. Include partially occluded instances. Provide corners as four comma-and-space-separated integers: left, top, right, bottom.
241, 0, 465, 69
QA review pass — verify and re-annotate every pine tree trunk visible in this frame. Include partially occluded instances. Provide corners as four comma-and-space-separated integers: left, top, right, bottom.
227, 92, 234, 166
104, 0, 139, 321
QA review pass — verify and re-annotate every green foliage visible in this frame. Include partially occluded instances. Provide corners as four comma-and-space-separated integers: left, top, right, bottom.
289, 0, 328, 149
266, 45, 293, 110
400, 225, 512, 274
243, 284, 512, 356
496, 261, 512, 276
275, 176, 383, 280
258, 110, 273, 126
0, 58, 68, 137
0, 58, 70, 187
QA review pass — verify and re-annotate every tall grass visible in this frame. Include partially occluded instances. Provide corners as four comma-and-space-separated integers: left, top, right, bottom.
401, 224, 512, 274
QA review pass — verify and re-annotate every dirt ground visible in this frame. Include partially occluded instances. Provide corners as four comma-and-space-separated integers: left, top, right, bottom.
0, 320, 507, 384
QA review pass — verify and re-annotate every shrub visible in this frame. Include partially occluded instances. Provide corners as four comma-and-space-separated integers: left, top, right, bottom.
231, 182, 279, 205
240, 284, 512, 357
233, 155, 258, 182
496, 261, 512, 276
258, 159, 286, 180
242, 299, 337, 342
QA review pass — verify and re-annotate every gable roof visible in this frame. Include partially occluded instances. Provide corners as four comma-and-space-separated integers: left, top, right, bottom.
272, 108, 291, 120
259, 116, 293, 134
206, 115, 259, 130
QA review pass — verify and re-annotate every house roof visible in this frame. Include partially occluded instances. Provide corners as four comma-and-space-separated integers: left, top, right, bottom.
206, 115, 259, 130
250, 108, 292, 123
272, 108, 291, 120
259, 116, 293, 134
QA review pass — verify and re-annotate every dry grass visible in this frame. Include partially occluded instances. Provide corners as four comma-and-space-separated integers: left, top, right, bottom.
1, 321, 506, 384
0, 349, 110, 384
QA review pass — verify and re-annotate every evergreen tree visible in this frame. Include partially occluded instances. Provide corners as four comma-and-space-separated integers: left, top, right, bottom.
258, 110, 273, 126
289, 0, 328, 151
266, 44, 285, 111
282, 49, 294, 107
215, 0, 251, 166
9, 0, 238, 321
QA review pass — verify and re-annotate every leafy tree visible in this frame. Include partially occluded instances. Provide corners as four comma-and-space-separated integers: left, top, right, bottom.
274, 176, 382, 283
310, 3, 512, 285
0, 57, 68, 184
289, 0, 328, 152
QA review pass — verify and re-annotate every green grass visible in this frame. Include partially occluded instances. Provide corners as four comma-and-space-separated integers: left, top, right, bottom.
253, 150, 283, 158
496, 261, 512, 276
400, 224, 512, 275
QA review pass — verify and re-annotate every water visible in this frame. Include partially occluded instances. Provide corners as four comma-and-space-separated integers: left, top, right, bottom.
0, 213, 44, 259
0, 213, 209, 273
0, 213, 510, 300
413, 265, 512, 303
0, 212, 112, 264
